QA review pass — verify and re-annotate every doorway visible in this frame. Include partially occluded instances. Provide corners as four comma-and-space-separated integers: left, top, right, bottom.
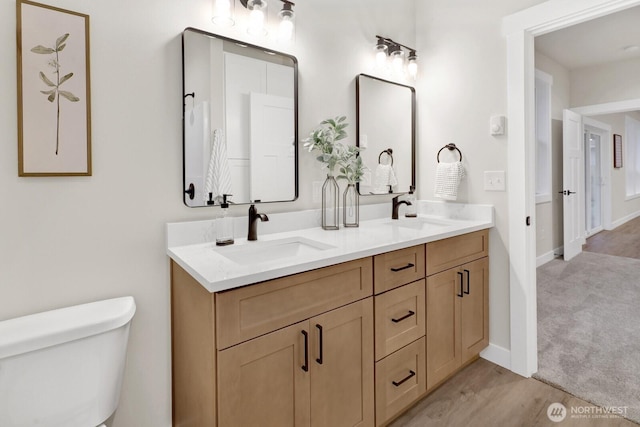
584, 125, 606, 236
504, 0, 640, 377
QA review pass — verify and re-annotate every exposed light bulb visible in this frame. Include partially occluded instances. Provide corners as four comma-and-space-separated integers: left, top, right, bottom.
391, 49, 404, 74
278, 2, 295, 43
213, 0, 234, 26
247, 0, 267, 36
374, 38, 388, 68
407, 52, 418, 79
278, 16, 294, 42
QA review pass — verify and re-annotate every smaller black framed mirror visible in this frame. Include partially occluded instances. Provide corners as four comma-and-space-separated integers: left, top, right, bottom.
355, 74, 415, 195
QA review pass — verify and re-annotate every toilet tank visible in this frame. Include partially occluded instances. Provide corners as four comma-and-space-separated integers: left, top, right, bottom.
0, 296, 136, 427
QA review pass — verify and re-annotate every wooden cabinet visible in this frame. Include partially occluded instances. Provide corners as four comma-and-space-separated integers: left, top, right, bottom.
171, 258, 374, 427
217, 299, 374, 427
171, 230, 490, 427
426, 257, 489, 390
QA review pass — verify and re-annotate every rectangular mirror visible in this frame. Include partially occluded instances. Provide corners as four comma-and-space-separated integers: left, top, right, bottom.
356, 74, 415, 195
182, 27, 298, 207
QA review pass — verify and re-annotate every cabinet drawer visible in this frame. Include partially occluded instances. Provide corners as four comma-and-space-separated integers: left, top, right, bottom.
426, 229, 488, 276
374, 245, 425, 294
216, 257, 373, 349
375, 337, 426, 426
374, 279, 425, 360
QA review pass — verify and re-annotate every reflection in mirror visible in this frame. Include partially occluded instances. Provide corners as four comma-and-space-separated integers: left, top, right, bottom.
356, 74, 415, 195
182, 27, 298, 207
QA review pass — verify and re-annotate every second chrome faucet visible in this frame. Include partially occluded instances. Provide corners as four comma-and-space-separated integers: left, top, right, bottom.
248, 204, 269, 241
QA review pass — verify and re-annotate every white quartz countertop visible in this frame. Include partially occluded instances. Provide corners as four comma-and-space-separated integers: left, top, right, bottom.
167, 201, 494, 293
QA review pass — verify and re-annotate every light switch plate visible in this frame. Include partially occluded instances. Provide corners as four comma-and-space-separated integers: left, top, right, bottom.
484, 170, 506, 191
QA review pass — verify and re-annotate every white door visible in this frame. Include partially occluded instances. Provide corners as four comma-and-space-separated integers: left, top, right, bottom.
249, 93, 295, 202
562, 109, 584, 261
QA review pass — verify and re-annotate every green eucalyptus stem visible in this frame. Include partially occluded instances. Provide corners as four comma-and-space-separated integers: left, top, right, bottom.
55, 48, 60, 155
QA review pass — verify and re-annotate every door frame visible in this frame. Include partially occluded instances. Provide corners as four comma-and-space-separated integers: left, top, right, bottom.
503, 0, 640, 377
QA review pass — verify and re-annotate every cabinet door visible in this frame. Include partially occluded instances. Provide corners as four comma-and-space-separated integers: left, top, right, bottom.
217, 321, 311, 427
310, 298, 375, 427
426, 269, 462, 390
460, 257, 489, 363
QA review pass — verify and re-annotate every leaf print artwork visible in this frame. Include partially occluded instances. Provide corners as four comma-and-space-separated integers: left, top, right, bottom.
31, 33, 80, 155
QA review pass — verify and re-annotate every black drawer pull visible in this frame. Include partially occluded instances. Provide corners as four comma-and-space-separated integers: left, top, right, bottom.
391, 310, 416, 323
390, 263, 415, 272
457, 272, 464, 298
392, 370, 416, 387
301, 330, 309, 372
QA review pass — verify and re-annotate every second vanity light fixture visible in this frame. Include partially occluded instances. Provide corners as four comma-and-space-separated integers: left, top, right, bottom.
375, 35, 418, 79
212, 0, 296, 43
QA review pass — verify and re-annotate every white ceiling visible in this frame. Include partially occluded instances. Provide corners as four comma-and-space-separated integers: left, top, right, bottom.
535, 5, 640, 70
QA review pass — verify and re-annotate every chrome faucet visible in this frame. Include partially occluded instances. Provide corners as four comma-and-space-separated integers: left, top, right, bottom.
391, 195, 412, 220
248, 204, 269, 241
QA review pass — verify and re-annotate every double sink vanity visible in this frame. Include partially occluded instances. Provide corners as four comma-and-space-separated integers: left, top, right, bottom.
167, 201, 493, 426
175, 24, 493, 427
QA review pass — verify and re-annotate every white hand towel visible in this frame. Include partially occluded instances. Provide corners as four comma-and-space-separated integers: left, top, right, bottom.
434, 161, 465, 200
373, 164, 398, 194
204, 129, 232, 203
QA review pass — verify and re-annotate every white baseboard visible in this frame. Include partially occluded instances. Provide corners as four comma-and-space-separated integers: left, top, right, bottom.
480, 343, 511, 370
536, 246, 563, 267
611, 210, 640, 229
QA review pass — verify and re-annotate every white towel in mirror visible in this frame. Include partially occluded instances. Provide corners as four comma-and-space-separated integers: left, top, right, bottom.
205, 129, 232, 204
373, 164, 398, 194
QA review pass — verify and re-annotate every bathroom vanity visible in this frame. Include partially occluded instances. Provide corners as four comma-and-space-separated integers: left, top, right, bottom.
168, 203, 492, 427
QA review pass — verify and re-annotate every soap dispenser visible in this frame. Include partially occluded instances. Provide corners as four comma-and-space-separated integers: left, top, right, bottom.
216, 194, 234, 246
405, 186, 417, 218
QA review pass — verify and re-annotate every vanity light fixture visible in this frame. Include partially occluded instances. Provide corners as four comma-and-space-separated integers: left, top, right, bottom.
278, 0, 295, 42
374, 35, 418, 79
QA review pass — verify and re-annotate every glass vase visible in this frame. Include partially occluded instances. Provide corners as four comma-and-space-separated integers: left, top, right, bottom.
322, 174, 339, 230
343, 183, 359, 227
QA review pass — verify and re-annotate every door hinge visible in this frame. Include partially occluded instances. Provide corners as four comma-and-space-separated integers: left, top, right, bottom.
526, 216, 531, 226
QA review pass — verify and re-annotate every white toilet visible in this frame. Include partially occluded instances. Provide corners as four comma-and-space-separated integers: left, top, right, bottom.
0, 296, 136, 427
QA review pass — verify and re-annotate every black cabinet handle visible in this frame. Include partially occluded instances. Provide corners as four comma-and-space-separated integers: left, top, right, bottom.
391, 310, 416, 323
392, 370, 416, 387
390, 263, 415, 272
457, 272, 464, 297
315, 324, 323, 365
301, 330, 309, 372
464, 269, 470, 295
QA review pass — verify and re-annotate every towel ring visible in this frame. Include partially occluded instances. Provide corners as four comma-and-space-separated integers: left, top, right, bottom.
437, 143, 462, 163
378, 148, 394, 166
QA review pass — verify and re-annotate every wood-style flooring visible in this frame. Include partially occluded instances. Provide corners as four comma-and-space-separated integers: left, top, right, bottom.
389, 359, 638, 427
584, 216, 640, 259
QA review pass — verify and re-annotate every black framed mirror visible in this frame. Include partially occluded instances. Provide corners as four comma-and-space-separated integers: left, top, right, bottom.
182, 27, 299, 207
355, 74, 415, 195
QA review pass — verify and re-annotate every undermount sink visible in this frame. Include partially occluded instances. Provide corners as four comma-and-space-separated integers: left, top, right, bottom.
214, 237, 336, 265
385, 216, 455, 230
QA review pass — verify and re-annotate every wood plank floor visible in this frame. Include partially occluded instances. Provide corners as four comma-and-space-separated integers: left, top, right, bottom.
584, 216, 640, 259
389, 359, 638, 427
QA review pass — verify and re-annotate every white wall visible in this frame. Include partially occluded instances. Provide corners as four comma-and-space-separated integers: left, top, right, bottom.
414, 0, 547, 353
571, 58, 640, 107
0, 1, 416, 426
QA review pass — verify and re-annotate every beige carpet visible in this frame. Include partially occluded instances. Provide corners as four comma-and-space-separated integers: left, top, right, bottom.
535, 251, 640, 424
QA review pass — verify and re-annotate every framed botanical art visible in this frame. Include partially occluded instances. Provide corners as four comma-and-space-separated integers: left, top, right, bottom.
613, 134, 623, 168
17, 0, 91, 176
